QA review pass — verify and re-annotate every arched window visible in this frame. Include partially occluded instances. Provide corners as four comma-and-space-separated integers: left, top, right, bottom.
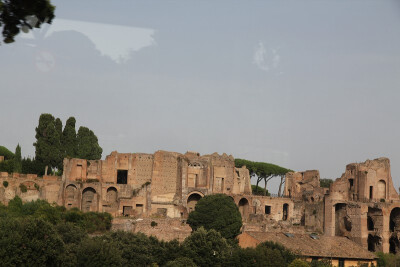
187, 193, 203, 213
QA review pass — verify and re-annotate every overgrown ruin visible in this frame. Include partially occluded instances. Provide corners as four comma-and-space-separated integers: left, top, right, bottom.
0, 152, 399, 254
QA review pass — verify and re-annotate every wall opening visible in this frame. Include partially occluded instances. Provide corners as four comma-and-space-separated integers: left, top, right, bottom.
283, 203, 289, 221
390, 208, 400, 232
239, 198, 250, 219
369, 186, 373, 199
390, 236, 400, 254
367, 216, 374, 231
106, 187, 118, 210
136, 204, 144, 215
265, 205, 271, 214
82, 187, 97, 212
335, 203, 351, 236
117, 170, 128, 184
368, 234, 382, 252
123, 206, 132, 216
377, 180, 386, 200
349, 179, 354, 190
187, 193, 202, 213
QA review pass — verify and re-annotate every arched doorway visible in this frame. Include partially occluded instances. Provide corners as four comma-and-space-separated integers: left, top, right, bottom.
82, 187, 97, 212
335, 203, 351, 236
283, 203, 289, 221
389, 207, 400, 254
377, 180, 386, 200
106, 187, 118, 210
238, 198, 250, 219
390, 208, 400, 232
187, 193, 202, 213
65, 184, 78, 209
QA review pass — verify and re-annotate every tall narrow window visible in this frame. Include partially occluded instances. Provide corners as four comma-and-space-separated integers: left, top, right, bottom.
369, 186, 373, 199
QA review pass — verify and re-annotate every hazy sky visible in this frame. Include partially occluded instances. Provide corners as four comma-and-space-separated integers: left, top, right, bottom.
1, 0, 400, 193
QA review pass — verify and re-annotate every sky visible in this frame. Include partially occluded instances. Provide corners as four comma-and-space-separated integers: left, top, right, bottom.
1, 0, 400, 193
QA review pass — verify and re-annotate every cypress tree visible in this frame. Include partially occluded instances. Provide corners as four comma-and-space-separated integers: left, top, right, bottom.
76, 127, 102, 160
62, 117, 77, 158
33, 114, 62, 174
13, 144, 22, 173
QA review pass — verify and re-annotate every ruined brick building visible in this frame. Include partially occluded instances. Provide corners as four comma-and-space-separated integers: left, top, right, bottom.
0, 151, 399, 256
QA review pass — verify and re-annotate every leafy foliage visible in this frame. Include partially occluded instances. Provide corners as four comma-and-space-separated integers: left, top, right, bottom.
376, 252, 400, 267
235, 158, 292, 196
33, 113, 63, 172
33, 114, 103, 174
0, 199, 305, 266
187, 194, 242, 239
252, 185, 270, 196
13, 144, 22, 173
62, 117, 78, 158
0, 0, 55, 44
183, 227, 231, 267
0, 145, 14, 159
320, 179, 333, 189
2, 180, 8, 187
76, 126, 103, 160
289, 259, 311, 267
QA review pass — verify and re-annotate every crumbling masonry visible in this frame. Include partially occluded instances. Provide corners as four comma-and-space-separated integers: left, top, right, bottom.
0, 151, 399, 253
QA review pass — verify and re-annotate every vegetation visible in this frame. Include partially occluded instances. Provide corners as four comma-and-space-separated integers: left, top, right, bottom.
252, 184, 270, 196
0, 196, 316, 266
187, 194, 242, 240
33, 113, 102, 174
235, 158, 292, 196
13, 144, 22, 173
0, 0, 55, 44
0, 145, 14, 159
76, 126, 103, 160
320, 179, 333, 189
2, 180, 8, 187
376, 252, 400, 267
19, 184, 27, 193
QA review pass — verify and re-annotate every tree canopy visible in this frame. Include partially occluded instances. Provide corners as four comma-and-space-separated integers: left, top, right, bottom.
0, 145, 14, 160
13, 144, 22, 173
320, 178, 333, 189
33, 114, 103, 174
76, 126, 102, 160
0, 0, 55, 44
187, 194, 242, 240
235, 159, 292, 196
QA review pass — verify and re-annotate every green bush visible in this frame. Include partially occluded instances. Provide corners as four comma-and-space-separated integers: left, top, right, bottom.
187, 194, 242, 239
0, 146, 14, 160
19, 184, 27, 193
151, 221, 158, 227
3, 181, 8, 188
34, 183, 40, 191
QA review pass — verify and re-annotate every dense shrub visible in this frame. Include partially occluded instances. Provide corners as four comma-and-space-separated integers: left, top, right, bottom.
187, 194, 242, 239
3, 180, 8, 187
0, 146, 14, 160
19, 184, 27, 193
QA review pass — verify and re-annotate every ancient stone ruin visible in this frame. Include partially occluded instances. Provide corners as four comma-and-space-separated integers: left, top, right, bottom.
0, 151, 399, 253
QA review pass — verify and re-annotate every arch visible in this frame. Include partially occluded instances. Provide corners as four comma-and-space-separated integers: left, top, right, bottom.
377, 180, 386, 200
368, 234, 382, 252
238, 198, 250, 219
82, 187, 97, 212
390, 235, 400, 254
106, 187, 118, 204
65, 184, 77, 199
283, 203, 289, 221
187, 193, 203, 213
390, 207, 400, 232
335, 203, 350, 236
